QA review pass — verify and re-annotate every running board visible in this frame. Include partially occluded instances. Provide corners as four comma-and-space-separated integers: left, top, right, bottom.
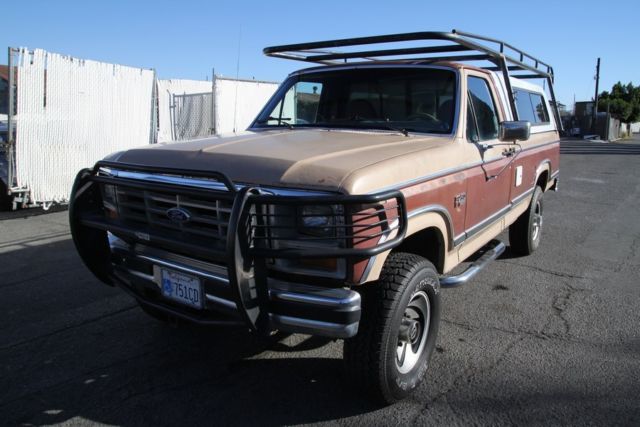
439, 240, 506, 288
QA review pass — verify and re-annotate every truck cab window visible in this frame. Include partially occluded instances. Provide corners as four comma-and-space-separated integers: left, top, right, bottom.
466, 98, 479, 142
467, 76, 499, 141
514, 89, 550, 125
266, 81, 324, 125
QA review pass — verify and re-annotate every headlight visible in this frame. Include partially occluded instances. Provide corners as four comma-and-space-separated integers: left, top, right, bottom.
298, 205, 337, 237
264, 203, 345, 279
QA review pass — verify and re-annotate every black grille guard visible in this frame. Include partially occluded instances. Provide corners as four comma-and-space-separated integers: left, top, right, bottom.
70, 161, 407, 331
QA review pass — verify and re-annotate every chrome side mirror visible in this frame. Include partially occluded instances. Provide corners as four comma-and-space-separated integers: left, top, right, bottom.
499, 121, 531, 142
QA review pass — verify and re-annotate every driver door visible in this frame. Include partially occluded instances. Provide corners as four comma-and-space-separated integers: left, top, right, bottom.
463, 73, 512, 236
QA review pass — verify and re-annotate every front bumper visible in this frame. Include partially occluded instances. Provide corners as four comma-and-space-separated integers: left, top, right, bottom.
69, 161, 407, 339
109, 236, 361, 337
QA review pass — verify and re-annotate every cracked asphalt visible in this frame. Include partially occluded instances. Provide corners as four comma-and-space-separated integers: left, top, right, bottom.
1, 138, 640, 426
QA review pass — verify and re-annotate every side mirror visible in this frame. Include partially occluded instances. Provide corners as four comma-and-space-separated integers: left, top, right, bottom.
499, 121, 531, 142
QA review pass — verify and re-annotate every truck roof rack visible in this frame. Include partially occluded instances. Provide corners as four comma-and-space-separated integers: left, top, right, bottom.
264, 30, 562, 127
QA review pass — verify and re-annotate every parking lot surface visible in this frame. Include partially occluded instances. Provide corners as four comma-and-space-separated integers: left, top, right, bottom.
1, 139, 640, 426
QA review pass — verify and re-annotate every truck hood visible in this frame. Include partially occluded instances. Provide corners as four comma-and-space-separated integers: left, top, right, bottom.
112, 129, 453, 194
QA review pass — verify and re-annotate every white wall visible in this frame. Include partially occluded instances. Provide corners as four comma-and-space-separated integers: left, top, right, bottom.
16, 48, 154, 203
214, 78, 279, 135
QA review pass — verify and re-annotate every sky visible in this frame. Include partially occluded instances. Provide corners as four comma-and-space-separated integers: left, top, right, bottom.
2, 0, 639, 109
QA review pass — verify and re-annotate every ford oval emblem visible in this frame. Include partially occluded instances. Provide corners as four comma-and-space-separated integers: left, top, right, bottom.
166, 207, 191, 224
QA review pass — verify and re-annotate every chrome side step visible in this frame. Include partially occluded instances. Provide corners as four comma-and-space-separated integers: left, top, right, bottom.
439, 240, 506, 288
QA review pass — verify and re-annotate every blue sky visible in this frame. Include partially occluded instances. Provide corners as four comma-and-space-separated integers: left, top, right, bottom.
2, 0, 638, 108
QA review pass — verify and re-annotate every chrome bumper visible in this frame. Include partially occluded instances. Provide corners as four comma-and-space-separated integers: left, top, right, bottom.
109, 237, 361, 338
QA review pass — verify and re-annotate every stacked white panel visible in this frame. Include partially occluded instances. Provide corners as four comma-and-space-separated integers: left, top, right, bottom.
16, 48, 154, 204
214, 78, 279, 135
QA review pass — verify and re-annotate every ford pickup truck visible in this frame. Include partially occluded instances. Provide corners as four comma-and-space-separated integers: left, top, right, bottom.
70, 30, 560, 404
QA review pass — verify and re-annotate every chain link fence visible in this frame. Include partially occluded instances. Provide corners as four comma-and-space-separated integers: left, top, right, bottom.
171, 92, 214, 140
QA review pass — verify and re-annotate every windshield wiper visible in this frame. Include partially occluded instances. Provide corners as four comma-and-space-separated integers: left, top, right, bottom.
372, 117, 409, 136
381, 119, 409, 137
256, 116, 293, 129
341, 117, 410, 137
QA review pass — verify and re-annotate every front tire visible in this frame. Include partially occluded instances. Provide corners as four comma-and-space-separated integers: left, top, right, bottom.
509, 186, 544, 255
344, 252, 441, 405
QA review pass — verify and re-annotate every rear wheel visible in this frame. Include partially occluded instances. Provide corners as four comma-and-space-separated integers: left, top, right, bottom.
509, 186, 544, 255
344, 252, 441, 405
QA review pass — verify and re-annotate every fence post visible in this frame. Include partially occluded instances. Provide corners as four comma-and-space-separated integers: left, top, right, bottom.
211, 68, 217, 136
170, 93, 176, 141
7, 47, 15, 192
150, 69, 158, 144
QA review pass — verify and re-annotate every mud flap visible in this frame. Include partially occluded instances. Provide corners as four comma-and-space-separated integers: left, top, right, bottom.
226, 187, 269, 332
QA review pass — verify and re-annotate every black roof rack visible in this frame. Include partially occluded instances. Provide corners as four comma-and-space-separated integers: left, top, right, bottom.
264, 30, 561, 128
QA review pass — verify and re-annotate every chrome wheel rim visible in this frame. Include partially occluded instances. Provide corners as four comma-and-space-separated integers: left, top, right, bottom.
396, 291, 430, 374
531, 199, 543, 241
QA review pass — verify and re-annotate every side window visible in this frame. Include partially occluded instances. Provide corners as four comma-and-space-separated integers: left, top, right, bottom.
515, 90, 537, 123
515, 89, 550, 125
530, 93, 550, 123
267, 81, 323, 125
466, 99, 479, 142
467, 76, 499, 141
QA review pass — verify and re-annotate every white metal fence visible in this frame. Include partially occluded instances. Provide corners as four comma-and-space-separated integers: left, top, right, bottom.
156, 77, 279, 141
214, 77, 279, 135
4, 48, 280, 207
156, 79, 212, 142
14, 48, 155, 204
171, 92, 214, 141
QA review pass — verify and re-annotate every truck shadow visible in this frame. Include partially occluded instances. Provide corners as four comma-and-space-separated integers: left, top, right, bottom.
1, 238, 377, 426
7, 324, 377, 426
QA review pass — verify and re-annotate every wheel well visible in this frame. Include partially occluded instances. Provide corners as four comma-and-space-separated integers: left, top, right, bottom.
536, 169, 549, 190
393, 227, 445, 273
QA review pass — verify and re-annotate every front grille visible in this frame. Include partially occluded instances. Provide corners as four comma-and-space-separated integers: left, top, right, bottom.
112, 185, 233, 247
88, 166, 405, 263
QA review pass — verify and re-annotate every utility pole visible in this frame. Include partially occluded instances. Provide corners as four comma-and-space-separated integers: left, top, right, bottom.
606, 102, 611, 141
591, 57, 601, 134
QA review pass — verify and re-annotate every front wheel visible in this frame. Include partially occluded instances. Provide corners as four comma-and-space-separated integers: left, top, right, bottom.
509, 186, 544, 255
344, 252, 441, 405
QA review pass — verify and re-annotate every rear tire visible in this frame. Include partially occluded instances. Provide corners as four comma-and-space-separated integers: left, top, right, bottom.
509, 186, 544, 255
344, 252, 441, 405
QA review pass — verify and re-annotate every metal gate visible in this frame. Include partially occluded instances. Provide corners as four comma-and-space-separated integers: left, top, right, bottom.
171, 92, 214, 141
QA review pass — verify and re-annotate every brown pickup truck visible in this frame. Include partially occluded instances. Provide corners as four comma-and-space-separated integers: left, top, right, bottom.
70, 31, 560, 404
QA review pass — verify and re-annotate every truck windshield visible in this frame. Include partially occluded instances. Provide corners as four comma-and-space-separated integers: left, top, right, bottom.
254, 67, 457, 134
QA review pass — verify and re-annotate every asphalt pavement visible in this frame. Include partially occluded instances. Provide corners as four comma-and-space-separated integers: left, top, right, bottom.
1, 139, 639, 426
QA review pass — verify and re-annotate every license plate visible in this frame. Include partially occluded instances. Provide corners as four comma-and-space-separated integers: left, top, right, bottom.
160, 268, 203, 309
